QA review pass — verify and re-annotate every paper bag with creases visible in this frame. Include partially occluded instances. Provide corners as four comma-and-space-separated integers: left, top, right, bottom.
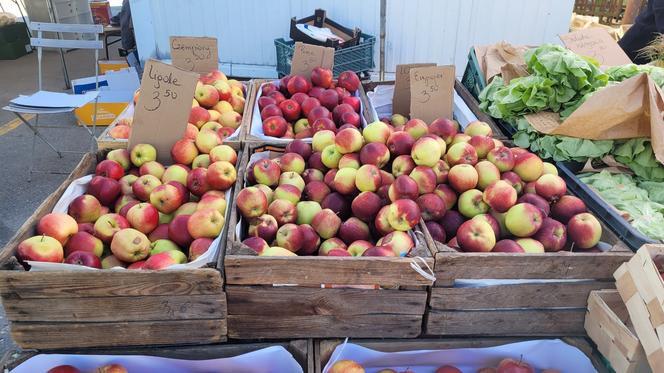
526, 73, 664, 164
475, 41, 530, 82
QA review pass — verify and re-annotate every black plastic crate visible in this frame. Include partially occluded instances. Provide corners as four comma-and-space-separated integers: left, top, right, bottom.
557, 161, 660, 252
275, 34, 375, 78
289, 9, 360, 49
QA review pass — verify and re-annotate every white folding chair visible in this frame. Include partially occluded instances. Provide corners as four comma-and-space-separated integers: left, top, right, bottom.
2, 22, 104, 181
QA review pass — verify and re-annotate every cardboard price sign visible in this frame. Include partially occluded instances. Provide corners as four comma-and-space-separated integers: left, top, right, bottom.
409, 65, 455, 123
392, 63, 436, 116
129, 59, 199, 163
559, 28, 631, 66
170, 36, 219, 74
290, 42, 334, 79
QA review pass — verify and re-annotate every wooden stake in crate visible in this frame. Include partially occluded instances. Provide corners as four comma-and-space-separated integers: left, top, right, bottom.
224, 144, 436, 339
0, 152, 235, 349
421, 221, 633, 337
614, 244, 664, 371
585, 290, 650, 373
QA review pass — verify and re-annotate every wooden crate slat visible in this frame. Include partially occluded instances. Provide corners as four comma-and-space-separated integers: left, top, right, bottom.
430, 282, 610, 310
0, 269, 223, 298
426, 309, 586, 336
3, 294, 226, 322
434, 251, 632, 283
228, 314, 422, 339
225, 255, 434, 287
227, 286, 426, 316
10, 319, 227, 349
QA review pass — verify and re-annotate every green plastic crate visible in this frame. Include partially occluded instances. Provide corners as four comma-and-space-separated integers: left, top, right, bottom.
0, 39, 29, 60
275, 33, 375, 78
460, 47, 486, 100
0, 22, 30, 44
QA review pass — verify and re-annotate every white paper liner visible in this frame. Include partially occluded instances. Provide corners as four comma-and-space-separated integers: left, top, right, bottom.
366, 84, 478, 129
322, 339, 597, 373
27, 174, 230, 271
250, 80, 367, 143
11, 345, 303, 373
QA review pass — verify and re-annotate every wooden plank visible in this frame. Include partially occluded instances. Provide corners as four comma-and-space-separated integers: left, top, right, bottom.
434, 250, 632, 284
225, 255, 434, 286
0, 153, 95, 267
3, 294, 226, 322
430, 282, 610, 310
228, 314, 422, 339
425, 309, 587, 336
0, 269, 223, 298
11, 319, 227, 349
227, 286, 426, 316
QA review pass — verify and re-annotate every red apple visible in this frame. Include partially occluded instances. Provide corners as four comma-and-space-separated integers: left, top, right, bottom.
262, 116, 288, 137
387, 199, 421, 231
64, 250, 101, 268
429, 118, 458, 144
342, 96, 361, 112
505, 203, 545, 237
567, 213, 602, 249
535, 174, 567, 202
311, 208, 341, 239
87, 176, 121, 207
468, 135, 495, 158
551, 195, 587, 223
168, 214, 193, 247
448, 164, 479, 193
95, 159, 124, 180
425, 221, 446, 243
132, 174, 161, 201
237, 186, 269, 218
287, 75, 311, 95
389, 175, 419, 201
497, 358, 534, 373
456, 219, 496, 252
126, 203, 159, 234
337, 71, 360, 92
338, 217, 371, 245
258, 96, 277, 111
417, 193, 447, 221
37, 213, 78, 246
268, 90, 286, 105
301, 97, 321, 117
18, 235, 63, 263
243, 236, 269, 254
68, 194, 102, 223
483, 180, 517, 213
517, 193, 550, 216
311, 67, 333, 88
110, 228, 150, 262
440, 210, 465, 239
260, 103, 282, 120
410, 166, 437, 195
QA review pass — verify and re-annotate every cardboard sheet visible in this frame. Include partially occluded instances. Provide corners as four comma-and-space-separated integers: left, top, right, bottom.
392, 63, 435, 116
526, 73, 664, 164
409, 65, 455, 123
128, 59, 198, 164
170, 36, 219, 74
560, 28, 631, 67
290, 42, 334, 79
322, 340, 597, 373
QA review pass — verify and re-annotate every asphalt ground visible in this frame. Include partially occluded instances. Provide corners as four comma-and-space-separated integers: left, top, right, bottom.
0, 46, 123, 359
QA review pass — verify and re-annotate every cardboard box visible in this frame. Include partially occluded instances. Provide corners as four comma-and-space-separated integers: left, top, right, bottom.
90, 1, 111, 26
99, 60, 130, 74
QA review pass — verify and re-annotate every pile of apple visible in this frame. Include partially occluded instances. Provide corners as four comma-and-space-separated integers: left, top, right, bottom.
47, 363, 126, 373
17, 136, 238, 270
258, 68, 362, 138
108, 69, 246, 140
328, 357, 561, 373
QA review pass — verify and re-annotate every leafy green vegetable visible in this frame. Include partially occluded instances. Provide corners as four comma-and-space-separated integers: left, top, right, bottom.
605, 64, 664, 87
579, 171, 664, 240
479, 44, 608, 120
513, 117, 614, 162
639, 181, 664, 204
614, 139, 664, 181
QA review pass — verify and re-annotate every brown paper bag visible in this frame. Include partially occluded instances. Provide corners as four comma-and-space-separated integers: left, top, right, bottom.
526, 73, 664, 164
476, 42, 530, 82
500, 63, 529, 84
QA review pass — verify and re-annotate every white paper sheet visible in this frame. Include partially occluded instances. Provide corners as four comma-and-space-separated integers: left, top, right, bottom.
366, 84, 478, 129
323, 339, 597, 373
11, 90, 99, 109
27, 174, 229, 271
11, 346, 303, 373
250, 80, 366, 143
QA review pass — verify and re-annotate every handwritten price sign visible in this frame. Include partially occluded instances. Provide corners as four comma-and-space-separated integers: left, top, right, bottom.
559, 28, 630, 67
409, 65, 455, 123
290, 42, 334, 79
170, 36, 218, 74
392, 63, 436, 116
129, 60, 198, 163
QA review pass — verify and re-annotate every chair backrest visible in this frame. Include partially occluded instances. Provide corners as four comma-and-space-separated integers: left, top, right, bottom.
29, 22, 104, 91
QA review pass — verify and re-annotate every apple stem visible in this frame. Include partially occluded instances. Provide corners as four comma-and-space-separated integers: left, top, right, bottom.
40, 234, 45, 242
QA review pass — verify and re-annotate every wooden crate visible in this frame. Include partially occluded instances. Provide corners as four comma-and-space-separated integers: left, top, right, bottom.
422, 221, 633, 337
361, 79, 508, 140
245, 79, 370, 144
314, 338, 610, 373
224, 144, 436, 339
96, 104, 132, 150
96, 80, 254, 150
614, 244, 664, 371
3, 340, 313, 372
585, 290, 650, 373
0, 153, 231, 350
